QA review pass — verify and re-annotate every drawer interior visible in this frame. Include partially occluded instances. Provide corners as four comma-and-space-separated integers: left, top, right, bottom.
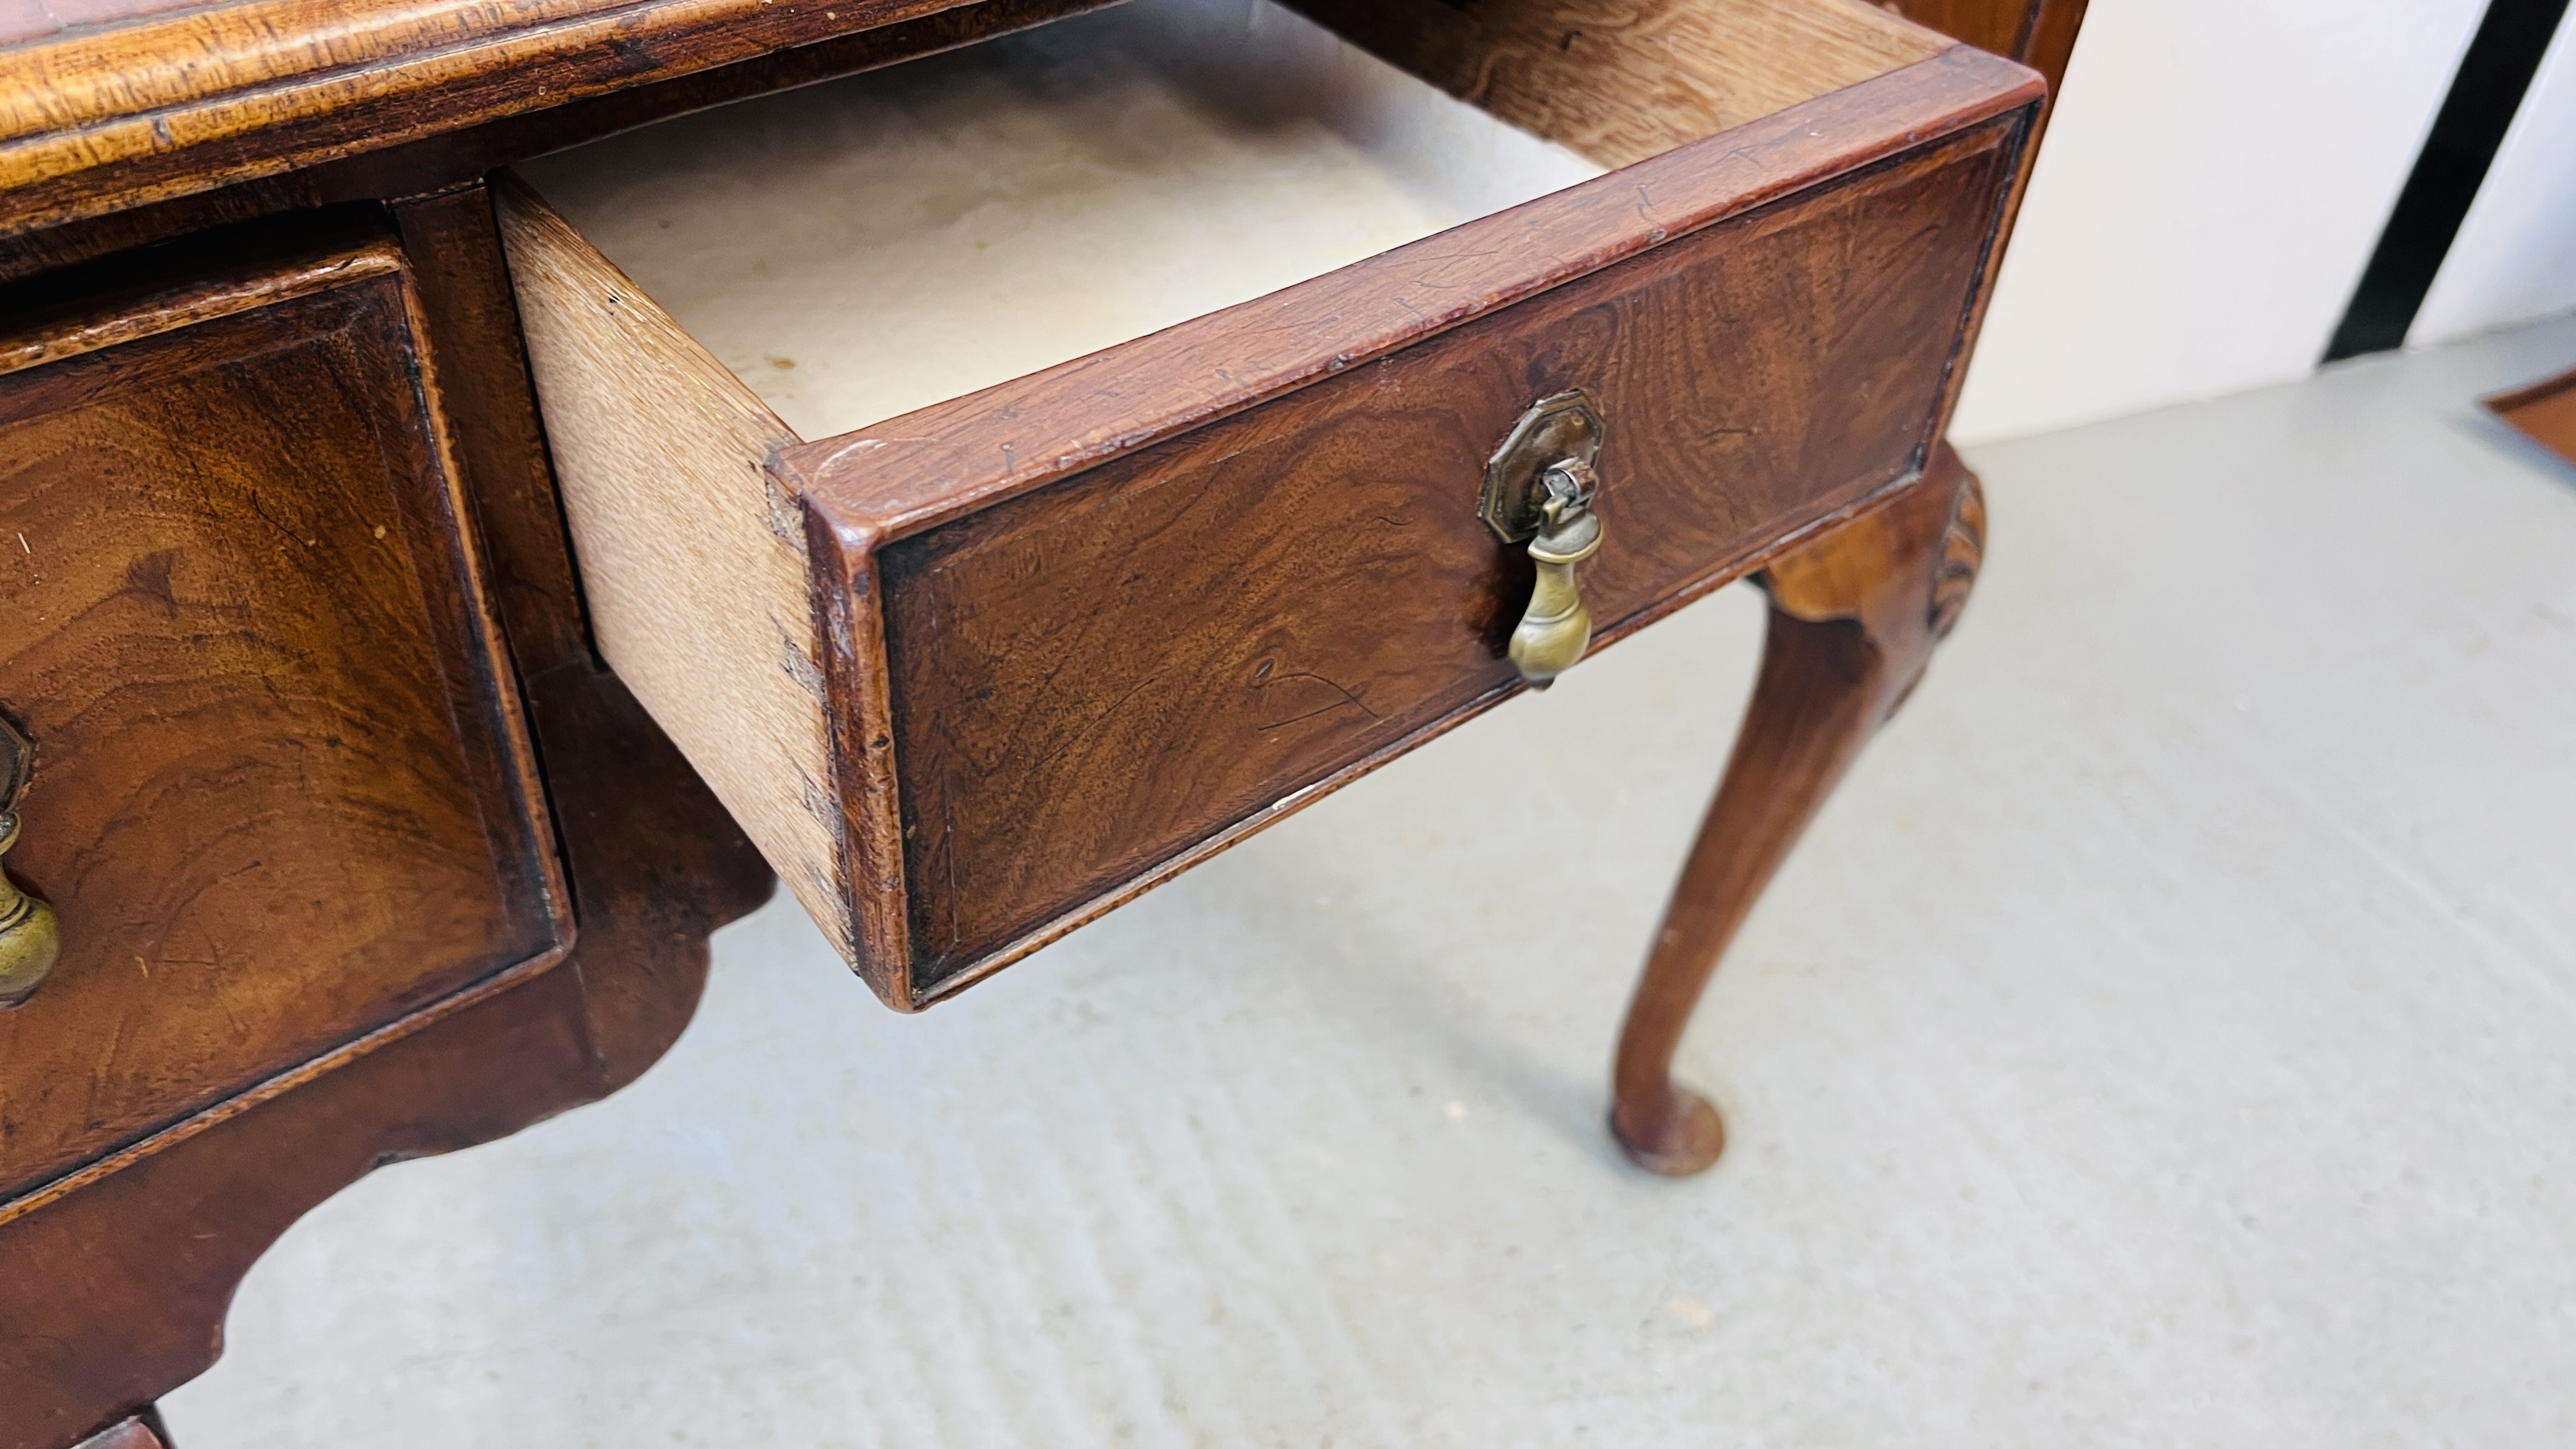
518, 0, 1945, 444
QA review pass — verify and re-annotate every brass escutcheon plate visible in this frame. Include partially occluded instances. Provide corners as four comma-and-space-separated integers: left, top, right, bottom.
1482, 390, 1606, 542
0, 712, 26, 806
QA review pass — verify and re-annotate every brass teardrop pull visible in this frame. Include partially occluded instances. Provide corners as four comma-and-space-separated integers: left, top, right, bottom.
0, 716, 60, 1009
1509, 460, 1602, 688
1482, 391, 1607, 690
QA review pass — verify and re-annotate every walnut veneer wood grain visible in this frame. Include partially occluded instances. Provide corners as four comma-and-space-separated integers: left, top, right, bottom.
0, 671, 767, 1449
497, 13, 2036, 1005
0, 226, 569, 1201
806, 47, 2033, 1004
0, 0, 997, 234
0, 0, 2087, 1432
387, 185, 774, 1091
872, 123, 2019, 991
0, 188, 773, 1449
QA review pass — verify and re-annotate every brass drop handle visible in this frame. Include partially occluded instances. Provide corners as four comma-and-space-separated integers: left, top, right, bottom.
0, 717, 59, 1008
1508, 461, 1602, 689
0, 813, 59, 1008
1481, 390, 1609, 691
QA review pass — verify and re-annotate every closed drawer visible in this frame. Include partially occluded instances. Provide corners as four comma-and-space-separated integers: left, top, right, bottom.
496, 0, 2039, 1007
0, 224, 569, 1201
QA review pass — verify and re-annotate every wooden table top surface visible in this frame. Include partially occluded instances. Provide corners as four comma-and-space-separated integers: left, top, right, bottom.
0, 0, 1012, 236
0, 0, 2074, 256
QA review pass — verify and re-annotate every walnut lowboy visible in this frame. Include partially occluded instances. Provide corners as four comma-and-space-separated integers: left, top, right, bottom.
0, 0, 2060, 1439
498, 0, 2037, 1167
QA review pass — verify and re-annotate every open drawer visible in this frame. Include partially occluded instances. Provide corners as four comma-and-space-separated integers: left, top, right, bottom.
495, 0, 2041, 1009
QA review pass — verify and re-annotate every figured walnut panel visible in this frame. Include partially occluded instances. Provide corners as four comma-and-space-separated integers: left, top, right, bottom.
759, 45, 2034, 1002
0, 263, 564, 1200
487, 42, 2034, 1003
0, 190, 770, 1449
877, 121, 2018, 989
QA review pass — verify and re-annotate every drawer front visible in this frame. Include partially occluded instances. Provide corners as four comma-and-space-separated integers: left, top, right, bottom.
0, 241, 566, 1199
499, 26, 2040, 1007
873, 124, 2017, 990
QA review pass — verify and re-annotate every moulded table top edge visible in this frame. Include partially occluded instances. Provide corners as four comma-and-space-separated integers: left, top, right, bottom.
0, 0, 1032, 236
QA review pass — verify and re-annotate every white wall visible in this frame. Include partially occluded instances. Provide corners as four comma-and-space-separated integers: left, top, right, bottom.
2409, 13, 2576, 346
1951, 0, 2489, 446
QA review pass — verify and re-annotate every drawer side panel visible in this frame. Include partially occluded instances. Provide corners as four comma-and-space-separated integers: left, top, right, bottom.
880, 123, 2018, 989
494, 178, 858, 959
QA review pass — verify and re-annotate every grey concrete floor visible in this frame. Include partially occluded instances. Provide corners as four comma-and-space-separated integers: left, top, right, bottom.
164, 316, 2576, 1446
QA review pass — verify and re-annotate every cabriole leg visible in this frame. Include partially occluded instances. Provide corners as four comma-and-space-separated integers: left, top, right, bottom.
1610, 445, 1986, 1176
